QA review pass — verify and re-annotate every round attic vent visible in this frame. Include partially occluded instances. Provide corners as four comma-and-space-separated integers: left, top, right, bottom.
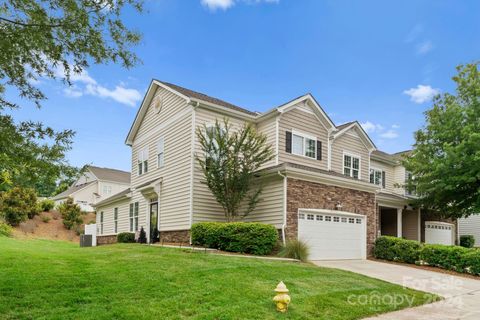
153, 96, 163, 113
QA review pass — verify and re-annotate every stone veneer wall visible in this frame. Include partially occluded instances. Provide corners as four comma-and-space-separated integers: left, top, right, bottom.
97, 235, 117, 245
159, 230, 190, 244
286, 178, 377, 254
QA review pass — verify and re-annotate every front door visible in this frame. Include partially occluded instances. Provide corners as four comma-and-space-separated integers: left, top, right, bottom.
149, 202, 159, 243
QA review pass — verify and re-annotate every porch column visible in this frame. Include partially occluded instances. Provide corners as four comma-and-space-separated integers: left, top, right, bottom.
397, 208, 403, 238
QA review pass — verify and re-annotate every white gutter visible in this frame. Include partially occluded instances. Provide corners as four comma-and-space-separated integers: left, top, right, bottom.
277, 170, 287, 245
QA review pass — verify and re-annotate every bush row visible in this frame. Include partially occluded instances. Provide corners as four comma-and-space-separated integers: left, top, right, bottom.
374, 236, 480, 275
117, 232, 136, 243
191, 222, 278, 255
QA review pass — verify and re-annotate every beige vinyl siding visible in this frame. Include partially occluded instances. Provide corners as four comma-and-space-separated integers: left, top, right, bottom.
130, 85, 193, 231
96, 181, 130, 204
402, 209, 420, 241
369, 160, 395, 192
192, 108, 246, 223
256, 115, 277, 168
278, 105, 328, 170
243, 176, 284, 228
393, 165, 406, 195
70, 182, 98, 208
331, 128, 370, 182
95, 197, 130, 235
459, 215, 480, 247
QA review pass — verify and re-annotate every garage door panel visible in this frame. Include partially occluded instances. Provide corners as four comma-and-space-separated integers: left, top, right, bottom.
298, 210, 367, 260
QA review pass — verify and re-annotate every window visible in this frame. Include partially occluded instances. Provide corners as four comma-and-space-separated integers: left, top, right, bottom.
137, 147, 149, 175
325, 216, 332, 222
307, 214, 314, 220
369, 168, 384, 187
298, 213, 305, 220
343, 154, 360, 179
114, 208, 118, 233
103, 185, 112, 195
100, 211, 104, 234
291, 131, 316, 159
316, 215, 323, 221
405, 171, 416, 196
333, 216, 340, 222
349, 218, 355, 224
157, 137, 164, 168
129, 202, 139, 232
341, 217, 347, 223
356, 218, 362, 224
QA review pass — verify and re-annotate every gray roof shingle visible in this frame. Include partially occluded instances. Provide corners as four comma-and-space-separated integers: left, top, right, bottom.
87, 166, 130, 184
52, 181, 96, 200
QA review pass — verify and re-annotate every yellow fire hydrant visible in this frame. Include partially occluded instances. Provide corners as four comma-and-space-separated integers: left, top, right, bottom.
273, 281, 291, 313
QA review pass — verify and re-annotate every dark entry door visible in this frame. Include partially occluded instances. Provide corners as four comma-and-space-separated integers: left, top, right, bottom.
150, 202, 159, 243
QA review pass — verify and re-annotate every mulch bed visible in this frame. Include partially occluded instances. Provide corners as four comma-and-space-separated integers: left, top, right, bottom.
369, 257, 480, 280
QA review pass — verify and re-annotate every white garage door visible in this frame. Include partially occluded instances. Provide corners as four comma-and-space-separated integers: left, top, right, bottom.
298, 209, 367, 260
425, 221, 454, 245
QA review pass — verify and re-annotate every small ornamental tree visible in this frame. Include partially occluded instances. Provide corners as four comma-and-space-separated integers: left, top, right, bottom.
58, 197, 82, 230
196, 119, 275, 222
403, 62, 480, 219
0, 187, 39, 226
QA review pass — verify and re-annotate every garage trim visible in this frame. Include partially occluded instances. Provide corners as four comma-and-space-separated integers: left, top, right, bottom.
298, 208, 367, 260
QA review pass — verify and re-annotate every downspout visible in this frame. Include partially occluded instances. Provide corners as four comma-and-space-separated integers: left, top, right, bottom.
277, 170, 287, 245
189, 101, 200, 244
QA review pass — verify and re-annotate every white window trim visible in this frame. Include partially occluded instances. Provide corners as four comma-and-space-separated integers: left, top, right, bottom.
343, 151, 361, 179
157, 137, 165, 169
113, 207, 118, 234
291, 129, 317, 159
369, 167, 383, 188
138, 147, 149, 175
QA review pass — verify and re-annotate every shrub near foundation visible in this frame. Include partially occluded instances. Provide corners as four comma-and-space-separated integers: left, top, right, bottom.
117, 232, 135, 243
374, 236, 480, 275
192, 222, 278, 255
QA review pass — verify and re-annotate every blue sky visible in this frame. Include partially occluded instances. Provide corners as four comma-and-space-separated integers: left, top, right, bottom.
7, 0, 480, 172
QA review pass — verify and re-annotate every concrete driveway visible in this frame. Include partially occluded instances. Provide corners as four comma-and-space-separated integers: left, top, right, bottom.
313, 260, 480, 320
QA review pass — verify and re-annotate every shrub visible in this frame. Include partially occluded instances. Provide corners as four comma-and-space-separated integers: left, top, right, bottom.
0, 222, 12, 237
460, 235, 475, 248
138, 227, 147, 244
279, 240, 310, 262
41, 215, 51, 223
39, 199, 55, 212
57, 197, 82, 230
374, 236, 421, 264
117, 232, 135, 243
191, 222, 278, 255
0, 187, 39, 226
419, 244, 470, 272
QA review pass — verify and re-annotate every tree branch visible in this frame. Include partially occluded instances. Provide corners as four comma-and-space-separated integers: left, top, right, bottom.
0, 17, 65, 28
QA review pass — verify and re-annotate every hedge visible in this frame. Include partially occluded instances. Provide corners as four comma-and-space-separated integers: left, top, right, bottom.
117, 232, 136, 243
374, 236, 480, 275
191, 222, 278, 255
460, 235, 475, 248
373, 236, 421, 264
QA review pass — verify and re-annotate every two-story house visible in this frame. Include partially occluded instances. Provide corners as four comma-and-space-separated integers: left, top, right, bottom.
94, 80, 455, 258
53, 165, 130, 212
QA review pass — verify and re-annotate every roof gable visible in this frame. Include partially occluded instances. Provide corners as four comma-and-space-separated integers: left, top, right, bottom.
333, 121, 376, 151
275, 94, 336, 130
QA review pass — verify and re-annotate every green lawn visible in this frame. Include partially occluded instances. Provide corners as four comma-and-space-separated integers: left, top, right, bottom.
0, 237, 432, 320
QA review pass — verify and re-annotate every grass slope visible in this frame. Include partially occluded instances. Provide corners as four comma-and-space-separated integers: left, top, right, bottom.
0, 238, 432, 320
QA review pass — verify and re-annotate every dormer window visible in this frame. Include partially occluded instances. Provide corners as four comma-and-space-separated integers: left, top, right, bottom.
138, 147, 149, 175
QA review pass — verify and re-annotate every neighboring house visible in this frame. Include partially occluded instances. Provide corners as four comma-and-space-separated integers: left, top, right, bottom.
53, 166, 130, 212
459, 215, 480, 247
94, 80, 456, 259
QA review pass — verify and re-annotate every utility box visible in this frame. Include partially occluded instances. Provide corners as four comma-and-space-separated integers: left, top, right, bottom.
84, 223, 97, 246
80, 234, 93, 247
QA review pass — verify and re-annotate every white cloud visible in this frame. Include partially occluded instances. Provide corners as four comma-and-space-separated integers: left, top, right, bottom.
360, 121, 384, 133
201, 0, 278, 11
54, 64, 141, 107
392, 124, 400, 129
379, 130, 399, 139
416, 40, 433, 55
63, 87, 83, 98
405, 24, 423, 43
403, 84, 440, 104
85, 84, 142, 107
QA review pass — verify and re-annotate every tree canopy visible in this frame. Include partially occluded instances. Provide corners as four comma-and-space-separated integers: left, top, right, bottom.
404, 62, 480, 219
0, 114, 78, 196
0, 0, 143, 109
196, 119, 275, 222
